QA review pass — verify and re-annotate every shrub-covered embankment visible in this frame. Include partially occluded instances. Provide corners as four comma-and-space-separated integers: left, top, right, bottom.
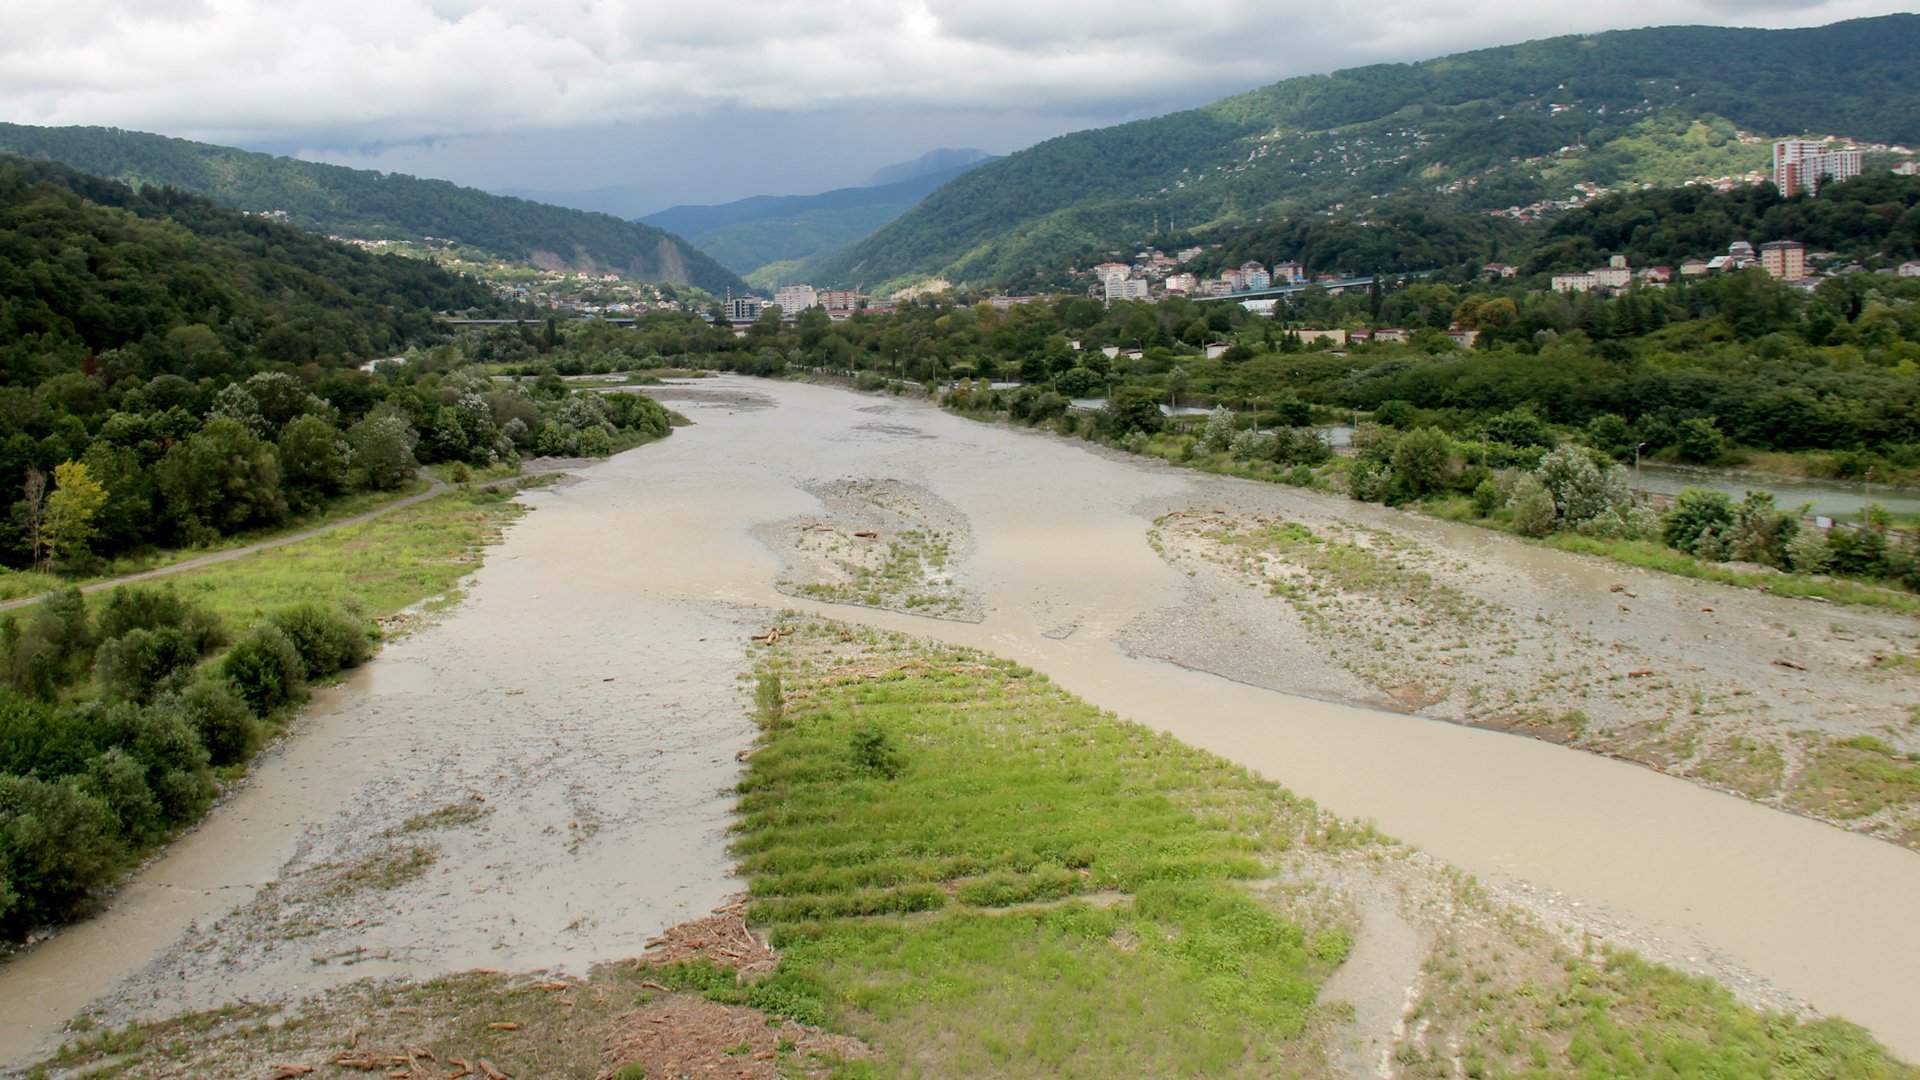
0, 485, 525, 942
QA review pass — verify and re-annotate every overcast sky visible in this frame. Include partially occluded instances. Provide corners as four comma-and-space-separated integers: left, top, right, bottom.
3, 0, 1913, 213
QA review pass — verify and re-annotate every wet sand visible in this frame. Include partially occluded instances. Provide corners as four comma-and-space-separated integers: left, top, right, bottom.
3, 375, 1918, 1065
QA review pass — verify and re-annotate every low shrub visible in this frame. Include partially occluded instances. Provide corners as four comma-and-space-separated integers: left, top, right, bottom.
221, 624, 306, 715
1661, 488, 1734, 553
171, 677, 261, 767
94, 627, 200, 703
1507, 474, 1558, 538
755, 671, 784, 722
1787, 528, 1835, 575
94, 586, 227, 656
0, 774, 126, 934
266, 603, 373, 680
84, 700, 214, 828
3, 587, 95, 699
849, 721, 904, 779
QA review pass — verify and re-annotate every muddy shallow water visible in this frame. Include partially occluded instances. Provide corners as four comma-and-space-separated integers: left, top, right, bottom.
4, 375, 1919, 1065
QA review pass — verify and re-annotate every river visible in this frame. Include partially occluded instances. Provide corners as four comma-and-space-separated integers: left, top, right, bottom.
1636, 461, 1920, 520
2, 375, 1916, 1065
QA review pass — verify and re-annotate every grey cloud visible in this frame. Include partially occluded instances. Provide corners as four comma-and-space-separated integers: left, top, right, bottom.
1, 0, 1909, 197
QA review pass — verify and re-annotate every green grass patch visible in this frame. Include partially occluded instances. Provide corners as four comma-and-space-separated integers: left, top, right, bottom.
1789, 736, 1920, 821
1693, 736, 1787, 799
1875, 653, 1920, 676
735, 623, 1345, 1076
143, 488, 525, 627
0, 481, 436, 605
1427, 941, 1913, 1079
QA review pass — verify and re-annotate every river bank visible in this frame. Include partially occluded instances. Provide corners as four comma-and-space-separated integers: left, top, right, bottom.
33, 620, 1910, 1078
6, 375, 1920, 1069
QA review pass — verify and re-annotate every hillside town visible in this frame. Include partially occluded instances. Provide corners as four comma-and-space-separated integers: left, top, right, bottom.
1063, 139, 1919, 306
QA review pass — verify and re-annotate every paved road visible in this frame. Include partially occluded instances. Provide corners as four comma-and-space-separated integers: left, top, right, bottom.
0, 475, 448, 613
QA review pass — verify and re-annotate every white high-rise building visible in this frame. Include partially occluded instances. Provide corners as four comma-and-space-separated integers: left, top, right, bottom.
1104, 277, 1150, 303
774, 284, 817, 313
1773, 140, 1862, 197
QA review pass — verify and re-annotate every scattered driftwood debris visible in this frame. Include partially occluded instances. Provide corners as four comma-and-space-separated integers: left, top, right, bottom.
1773, 659, 1808, 671
596, 998, 868, 1080
638, 897, 776, 976
329, 1045, 443, 1077
751, 627, 789, 646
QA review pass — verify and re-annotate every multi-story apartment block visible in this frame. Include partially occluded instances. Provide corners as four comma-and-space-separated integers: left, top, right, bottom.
773, 284, 817, 313
1590, 265, 1632, 289
1774, 140, 1863, 197
1759, 240, 1807, 281
1104, 277, 1150, 303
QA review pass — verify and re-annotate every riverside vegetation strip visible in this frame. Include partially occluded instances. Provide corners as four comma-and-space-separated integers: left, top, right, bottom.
31, 620, 1915, 1078
0, 481, 528, 943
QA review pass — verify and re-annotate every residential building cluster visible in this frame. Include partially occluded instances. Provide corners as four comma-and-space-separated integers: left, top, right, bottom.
1772, 139, 1863, 198
723, 285, 898, 325
1547, 234, 1871, 293
1091, 249, 1332, 304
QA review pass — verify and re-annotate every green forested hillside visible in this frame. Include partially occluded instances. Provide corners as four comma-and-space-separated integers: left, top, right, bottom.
639, 160, 993, 283
0, 124, 748, 295
1170, 173, 1920, 282
819, 14, 1920, 290
0, 156, 500, 382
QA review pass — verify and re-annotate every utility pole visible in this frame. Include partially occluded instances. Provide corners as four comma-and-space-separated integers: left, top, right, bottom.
1634, 441, 1647, 501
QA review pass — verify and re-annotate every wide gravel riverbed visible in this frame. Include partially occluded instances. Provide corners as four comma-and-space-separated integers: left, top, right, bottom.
3, 375, 1917, 1065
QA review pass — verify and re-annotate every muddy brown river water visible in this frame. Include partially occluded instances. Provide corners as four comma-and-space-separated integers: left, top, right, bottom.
3, 375, 1918, 1066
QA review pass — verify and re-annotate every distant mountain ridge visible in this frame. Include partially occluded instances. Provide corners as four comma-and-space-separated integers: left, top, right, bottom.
866, 148, 992, 187
0, 123, 748, 295
817, 15, 1920, 291
638, 158, 995, 283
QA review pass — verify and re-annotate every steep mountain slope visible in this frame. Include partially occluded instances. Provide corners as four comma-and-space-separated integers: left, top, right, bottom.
639, 159, 994, 281
0, 156, 501, 380
0, 124, 747, 295
819, 15, 1920, 290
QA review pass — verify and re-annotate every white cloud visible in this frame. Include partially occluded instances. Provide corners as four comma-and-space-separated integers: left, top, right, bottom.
0, 0, 1909, 149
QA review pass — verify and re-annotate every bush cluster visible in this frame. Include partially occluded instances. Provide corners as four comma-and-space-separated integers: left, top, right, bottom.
0, 587, 374, 937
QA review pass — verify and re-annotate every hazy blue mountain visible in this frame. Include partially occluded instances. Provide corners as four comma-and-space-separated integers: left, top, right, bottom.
866, 148, 993, 187
636, 158, 996, 283
0, 122, 747, 294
